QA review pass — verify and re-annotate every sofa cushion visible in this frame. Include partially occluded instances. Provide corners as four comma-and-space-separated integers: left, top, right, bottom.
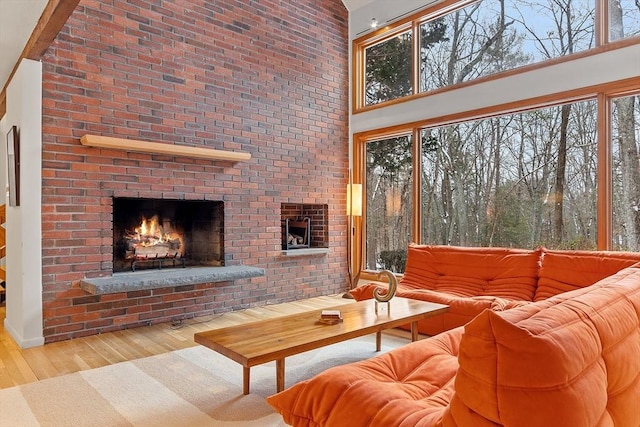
267, 327, 463, 427
534, 248, 640, 301
351, 284, 512, 335
446, 265, 640, 427
400, 244, 541, 301
350, 244, 542, 335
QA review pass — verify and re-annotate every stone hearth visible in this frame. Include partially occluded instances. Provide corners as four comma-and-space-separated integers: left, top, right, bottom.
80, 266, 265, 295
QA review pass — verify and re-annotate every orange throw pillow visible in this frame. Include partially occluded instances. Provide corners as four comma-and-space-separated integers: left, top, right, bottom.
534, 248, 640, 301
400, 244, 541, 301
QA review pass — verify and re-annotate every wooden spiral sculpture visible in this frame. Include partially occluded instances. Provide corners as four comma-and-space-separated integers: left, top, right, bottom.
373, 269, 398, 303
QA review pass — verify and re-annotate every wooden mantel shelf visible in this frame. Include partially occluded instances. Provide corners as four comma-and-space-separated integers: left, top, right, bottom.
80, 135, 251, 162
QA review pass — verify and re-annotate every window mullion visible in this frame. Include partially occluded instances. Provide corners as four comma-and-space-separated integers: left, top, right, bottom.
412, 127, 422, 243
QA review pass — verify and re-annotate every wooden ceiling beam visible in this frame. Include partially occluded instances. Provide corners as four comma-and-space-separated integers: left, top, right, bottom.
0, 0, 80, 118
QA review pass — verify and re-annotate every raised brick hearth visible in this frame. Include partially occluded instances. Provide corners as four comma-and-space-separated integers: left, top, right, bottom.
39, 0, 349, 342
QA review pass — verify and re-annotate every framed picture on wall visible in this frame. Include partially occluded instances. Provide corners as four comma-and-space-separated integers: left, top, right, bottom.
7, 125, 20, 207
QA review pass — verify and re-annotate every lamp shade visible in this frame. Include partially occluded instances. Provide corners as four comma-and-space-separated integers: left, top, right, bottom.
347, 183, 362, 217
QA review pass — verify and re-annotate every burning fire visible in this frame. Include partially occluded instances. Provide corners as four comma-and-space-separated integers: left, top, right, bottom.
135, 215, 172, 246
125, 215, 184, 259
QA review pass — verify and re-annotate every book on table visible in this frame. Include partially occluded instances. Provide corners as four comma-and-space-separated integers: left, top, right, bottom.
320, 310, 342, 320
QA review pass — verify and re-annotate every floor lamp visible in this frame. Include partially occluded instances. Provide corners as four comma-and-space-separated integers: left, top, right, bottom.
344, 182, 362, 297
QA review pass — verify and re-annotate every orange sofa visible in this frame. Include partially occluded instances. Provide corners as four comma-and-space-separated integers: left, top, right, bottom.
349, 244, 640, 335
267, 262, 640, 427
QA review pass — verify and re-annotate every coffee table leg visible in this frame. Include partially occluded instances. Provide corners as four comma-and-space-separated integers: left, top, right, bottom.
376, 331, 382, 351
243, 366, 250, 395
276, 358, 285, 392
411, 321, 419, 341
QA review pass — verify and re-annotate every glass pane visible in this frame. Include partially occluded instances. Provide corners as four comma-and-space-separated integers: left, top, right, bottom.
421, 99, 598, 249
365, 135, 413, 273
610, 0, 640, 41
420, 0, 596, 92
611, 94, 640, 251
365, 30, 413, 106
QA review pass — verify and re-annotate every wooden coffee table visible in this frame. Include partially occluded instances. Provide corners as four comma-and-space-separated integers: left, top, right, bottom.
194, 297, 448, 394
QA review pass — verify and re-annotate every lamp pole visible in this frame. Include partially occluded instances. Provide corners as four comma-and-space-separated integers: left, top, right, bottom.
345, 181, 362, 295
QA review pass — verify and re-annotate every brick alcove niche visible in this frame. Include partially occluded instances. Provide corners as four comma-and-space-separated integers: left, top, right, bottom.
281, 203, 329, 256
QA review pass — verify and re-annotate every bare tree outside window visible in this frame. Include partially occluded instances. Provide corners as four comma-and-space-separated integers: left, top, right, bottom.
421, 100, 598, 249
610, 0, 640, 41
612, 94, 640, 251
420, 0, 595, 92
365, 136, 413, 272
610, 0, 640, 251
360, 0, 636, 110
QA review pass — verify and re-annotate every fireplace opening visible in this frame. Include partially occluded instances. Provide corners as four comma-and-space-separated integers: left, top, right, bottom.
113, 198, 224, 272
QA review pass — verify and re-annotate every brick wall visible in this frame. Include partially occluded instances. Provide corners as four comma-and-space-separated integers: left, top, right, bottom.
40, 0, 349, 342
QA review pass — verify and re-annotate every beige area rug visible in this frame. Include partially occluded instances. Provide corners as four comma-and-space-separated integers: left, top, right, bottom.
0, 333, 408, 426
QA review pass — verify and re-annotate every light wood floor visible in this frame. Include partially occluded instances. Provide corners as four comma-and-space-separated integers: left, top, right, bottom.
0, 294, 366, 390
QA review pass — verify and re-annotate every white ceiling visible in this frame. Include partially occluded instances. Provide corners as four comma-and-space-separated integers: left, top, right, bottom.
0, 0, 48, 91
342, 0, 377, 11
0, 0, 376, 92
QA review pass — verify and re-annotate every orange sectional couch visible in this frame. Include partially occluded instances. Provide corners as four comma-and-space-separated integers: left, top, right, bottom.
267, 262, 640, 427
349, 244, 640, 335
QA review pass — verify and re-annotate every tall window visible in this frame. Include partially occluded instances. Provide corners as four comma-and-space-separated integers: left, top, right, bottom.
421, 100, 598, 249
611, 94, 640, 251
365, 135, 413, 272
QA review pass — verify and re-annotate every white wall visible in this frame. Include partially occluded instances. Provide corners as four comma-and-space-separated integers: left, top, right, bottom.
352, 43, 640, 133
0, 115, 6, 204
349, 0, 438, 39
0, 113, 5, 282
3, 58, 44, 348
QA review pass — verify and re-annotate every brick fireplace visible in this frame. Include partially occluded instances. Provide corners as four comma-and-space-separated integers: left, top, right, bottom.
37, 0, 349, 342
